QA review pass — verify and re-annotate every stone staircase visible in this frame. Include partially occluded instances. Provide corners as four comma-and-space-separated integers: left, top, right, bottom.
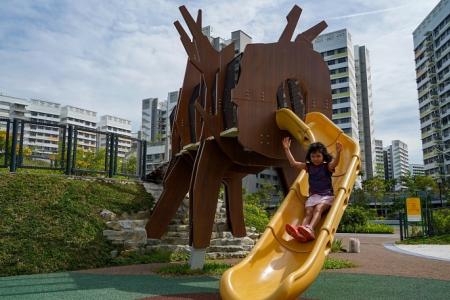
103, 182, 261, 259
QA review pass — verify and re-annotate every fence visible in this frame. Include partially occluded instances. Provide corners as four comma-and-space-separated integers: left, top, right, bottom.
0, 118, 147, 179
399, 206, 448, 240
350, 190, 447, 218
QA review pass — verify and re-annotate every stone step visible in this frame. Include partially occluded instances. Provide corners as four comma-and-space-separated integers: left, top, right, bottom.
166, 224, 190, 232
147, 238, 162, 246
213, 222, 230, 232
162, 231, 189, 239
161, 237, 189, 245
210, 237, 255, 247
124, 240, 147, 250
211, 232, 234, 239
103, 229, 147, 242
169, 218, 189, 225
106, 220, 147, 230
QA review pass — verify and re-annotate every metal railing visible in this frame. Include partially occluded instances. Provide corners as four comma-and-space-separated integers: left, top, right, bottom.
0, 118, 147, 179
399, 206, 448, 240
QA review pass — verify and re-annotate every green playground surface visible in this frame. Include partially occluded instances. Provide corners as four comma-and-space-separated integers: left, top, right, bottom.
0, 271, 449, 300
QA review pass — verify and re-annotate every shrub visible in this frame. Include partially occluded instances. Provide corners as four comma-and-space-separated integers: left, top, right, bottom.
323, 258, 355, 269
243, 203, 270, 233
411, 225, 423, 237
339, 206, 369, 230
339, 222, 393, 234
331, 239, 346, 253
433, 208, 450, 235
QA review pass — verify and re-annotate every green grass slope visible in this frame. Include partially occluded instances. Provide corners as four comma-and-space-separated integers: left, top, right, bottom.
0, 174, 153, 276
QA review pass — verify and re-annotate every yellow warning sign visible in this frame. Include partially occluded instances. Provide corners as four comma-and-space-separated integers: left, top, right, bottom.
406, 198, 422, 222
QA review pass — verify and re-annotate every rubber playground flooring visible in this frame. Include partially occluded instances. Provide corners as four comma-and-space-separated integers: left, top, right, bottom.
1, 271, 449, 300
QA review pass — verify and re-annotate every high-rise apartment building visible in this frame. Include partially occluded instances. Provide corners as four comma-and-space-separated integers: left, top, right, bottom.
142, 91, 180, 171
141, 98, 158, 142
202, 26, 252, 54
375, 139, 385, 178
413, 0, 450, 178
313, 29, 358, 139
384, 140, 410, 188
410, 163, 425, 176
0, 94, 28, 121
354, 45, 376, 179
60, 106, 97, 151
97, 115, 132, 157
313, 29, 376, 180
24, 99, 61, 157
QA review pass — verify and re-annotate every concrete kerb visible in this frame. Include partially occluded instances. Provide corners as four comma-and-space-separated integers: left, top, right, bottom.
384, 243, 450, 262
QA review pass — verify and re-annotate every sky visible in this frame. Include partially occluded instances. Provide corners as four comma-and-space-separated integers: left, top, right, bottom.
0, 0, 443, 163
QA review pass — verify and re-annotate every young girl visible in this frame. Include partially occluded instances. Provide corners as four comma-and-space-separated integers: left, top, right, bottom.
282, 137, 342, 242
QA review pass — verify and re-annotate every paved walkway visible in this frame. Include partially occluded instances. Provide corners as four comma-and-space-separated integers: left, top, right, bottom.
330, 233, 450, 280
388, 244, 450, 261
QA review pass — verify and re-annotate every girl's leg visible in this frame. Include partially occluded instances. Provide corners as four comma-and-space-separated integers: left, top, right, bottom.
308, 203, 330, 229
302, 207, 314, 226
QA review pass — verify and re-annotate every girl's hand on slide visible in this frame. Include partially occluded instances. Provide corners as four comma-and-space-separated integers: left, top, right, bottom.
282, 137, 291, 149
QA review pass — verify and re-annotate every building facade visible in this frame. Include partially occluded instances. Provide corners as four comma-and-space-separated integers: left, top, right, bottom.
142, 91, 180, 172
202, 26, 252, 54
0, 94, 29, 121
313, 29, 359, 140
24, 99, 61, 158
313, 29, 376, 180
410, 163, 425, 176
384, 140, 410, 189
413, 0, 450, 178
60, 106, 97, 151
355, 45, 376, 179
97, 115, 132, 158
141, 98, 158, 142
375, 139, 385, 179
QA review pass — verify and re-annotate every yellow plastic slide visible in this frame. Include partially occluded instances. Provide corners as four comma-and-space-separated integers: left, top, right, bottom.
220, 109, 360, 300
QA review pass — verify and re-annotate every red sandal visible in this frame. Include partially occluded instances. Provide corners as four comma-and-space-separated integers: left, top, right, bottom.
285, 224, 307, 242
297, 225, 315, 241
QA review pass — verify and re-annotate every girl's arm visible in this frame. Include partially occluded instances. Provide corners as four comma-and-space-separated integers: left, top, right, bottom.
282, 137, 306, 170
329, 142, 342, 171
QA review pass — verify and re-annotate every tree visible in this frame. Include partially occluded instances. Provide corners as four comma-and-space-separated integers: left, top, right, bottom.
244, 181, 276, 207
414, 175, 437, 192
384, 178, 397, 193
0, 130, 6, 153
400, 174, 437, 196
75, 147, 106, 171
120, 154, 137, 175
363, 176, 386, 216
350, 187, 368, 208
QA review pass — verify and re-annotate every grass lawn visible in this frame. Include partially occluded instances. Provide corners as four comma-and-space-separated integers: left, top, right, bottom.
396, 234, 450, 245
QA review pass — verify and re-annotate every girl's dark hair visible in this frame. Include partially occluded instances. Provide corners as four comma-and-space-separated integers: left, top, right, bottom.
306, 142, 333, 163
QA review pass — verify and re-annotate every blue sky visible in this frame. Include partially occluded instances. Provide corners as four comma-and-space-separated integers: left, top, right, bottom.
0, 0, 442, 163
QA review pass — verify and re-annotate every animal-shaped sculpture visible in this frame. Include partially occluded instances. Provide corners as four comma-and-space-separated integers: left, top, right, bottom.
145, 5, 332, 253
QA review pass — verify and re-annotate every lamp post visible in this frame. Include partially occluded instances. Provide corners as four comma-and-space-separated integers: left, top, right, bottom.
437, 177, 443, 207
425, 186, 433, 236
